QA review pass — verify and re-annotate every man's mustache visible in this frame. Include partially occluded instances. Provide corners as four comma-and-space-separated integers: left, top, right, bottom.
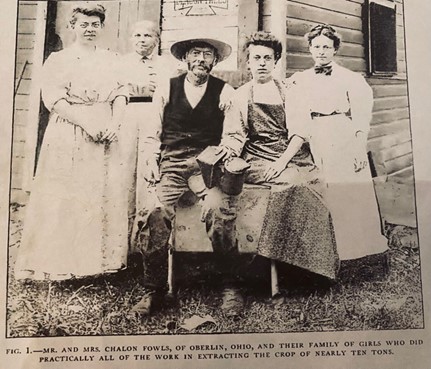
191, 62, 211, 71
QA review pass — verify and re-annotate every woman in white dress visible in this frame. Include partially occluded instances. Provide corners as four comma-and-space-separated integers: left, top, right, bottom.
284, 24, 388, 261
14, 5, 129, 280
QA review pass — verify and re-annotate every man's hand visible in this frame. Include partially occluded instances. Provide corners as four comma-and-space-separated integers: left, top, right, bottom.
142, 155, 160, 184
214, 145, 235, 162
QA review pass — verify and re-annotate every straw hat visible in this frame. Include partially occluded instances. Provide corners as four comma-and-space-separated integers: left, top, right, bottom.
170, 38, 232, 62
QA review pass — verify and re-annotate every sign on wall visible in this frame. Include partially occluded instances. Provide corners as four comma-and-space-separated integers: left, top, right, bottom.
174, 0, 229, 15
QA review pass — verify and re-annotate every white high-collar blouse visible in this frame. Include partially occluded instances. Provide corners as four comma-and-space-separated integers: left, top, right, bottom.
287, 62, 374, 140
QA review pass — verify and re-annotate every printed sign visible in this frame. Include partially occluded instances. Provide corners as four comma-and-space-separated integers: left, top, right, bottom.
174, 0, 229, 15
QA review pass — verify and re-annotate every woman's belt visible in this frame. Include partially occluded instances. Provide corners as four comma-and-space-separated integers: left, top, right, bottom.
129, 96, 152, 103
311, 111, 351, 119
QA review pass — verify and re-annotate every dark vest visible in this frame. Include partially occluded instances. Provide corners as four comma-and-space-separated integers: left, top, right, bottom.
161, 73, 226, 148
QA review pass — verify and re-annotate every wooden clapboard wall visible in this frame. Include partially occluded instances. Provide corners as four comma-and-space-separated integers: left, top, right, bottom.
263, 0, 414, 226
12, 1, 46, 202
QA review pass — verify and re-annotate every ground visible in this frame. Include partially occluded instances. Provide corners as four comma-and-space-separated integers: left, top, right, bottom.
6, 202, 424, 337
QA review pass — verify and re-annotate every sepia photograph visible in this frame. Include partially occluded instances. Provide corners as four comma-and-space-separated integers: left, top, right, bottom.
5, 0, 424, 341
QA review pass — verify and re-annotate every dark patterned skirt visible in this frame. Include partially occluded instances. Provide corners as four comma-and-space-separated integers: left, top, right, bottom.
258, 186, 339, 279
244, 154, 339, 280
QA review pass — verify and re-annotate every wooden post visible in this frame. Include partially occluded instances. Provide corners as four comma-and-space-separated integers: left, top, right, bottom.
168, 219, 175, 297
238, 0, 260, 85
266, 0, 287, 78
168, 248, 174, 297
271, 260, 279, 297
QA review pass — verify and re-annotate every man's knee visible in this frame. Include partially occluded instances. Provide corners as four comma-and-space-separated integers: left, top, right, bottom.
148, 206, 173, 227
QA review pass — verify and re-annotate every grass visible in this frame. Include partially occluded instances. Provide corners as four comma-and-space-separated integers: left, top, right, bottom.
6, 203, 424, 337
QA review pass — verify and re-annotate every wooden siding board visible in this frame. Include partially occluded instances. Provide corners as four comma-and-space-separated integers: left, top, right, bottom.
289, 0, 363, 16
14, 94, 31, 111
12, 158, 25, 173
287, 19, 364, 44
11, 177, 25, 191
371, 83, 408, 98
385, 153, 413, 175
287, 2, 362, 30
287, 53, 366, 72
17, 34, 35, 49
13, 110, 30, 127
369, 119, 410, 139
368, 129, 412, 153
389, 166, 413, 183
380, 140, 412, 162
373, 96, 409, 111
18, 4, 38, 19
21, 63, 33, 79
12, 141, 26, 157
367, 78, 407, 86
16, 49, 35, 65
286, 33, 364, 57
17, 19, 36, 34
16, 79, 32, 95
10, 189, 30, 204
15, 63, 26, 90
371, 107, 410, 125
